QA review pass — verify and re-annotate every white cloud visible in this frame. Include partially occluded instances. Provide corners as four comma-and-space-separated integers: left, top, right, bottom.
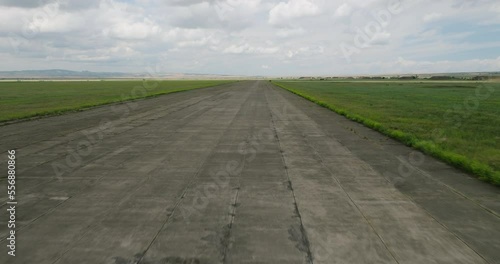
494, 3, 500, 13
0, 0, 499, 75
369, 31, 391, 45
344, 56, 500, 75
397, 57, 417, 67
223, 43, 280, 54
269, 0, 321, 25
73, 55, 111, 61
423, 12, 443, 22
104, 19, 161, 40
177, 36, 218, 48
276, 27, 306, 38
334, 3, 352, 18
286, 46, 324, 58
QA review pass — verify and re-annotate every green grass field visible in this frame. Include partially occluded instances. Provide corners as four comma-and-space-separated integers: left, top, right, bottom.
273, 80, 500, 185
0, 80, 235, 122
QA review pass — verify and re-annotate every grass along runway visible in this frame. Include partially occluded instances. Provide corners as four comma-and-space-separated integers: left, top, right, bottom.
2, 81, 498, 263
0, 80, 236, 123
272, 80, 500, 185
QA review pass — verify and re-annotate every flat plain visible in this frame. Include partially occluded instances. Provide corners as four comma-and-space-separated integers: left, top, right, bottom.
0, 80, 235, 122
0, 81, 499, 263
273, 80, 500, 185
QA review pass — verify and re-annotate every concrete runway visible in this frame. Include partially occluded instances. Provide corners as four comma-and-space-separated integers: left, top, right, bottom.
0, 80, 499, 264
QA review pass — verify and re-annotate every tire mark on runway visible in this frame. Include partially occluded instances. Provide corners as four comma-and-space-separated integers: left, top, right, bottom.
0, 89, 232, 213
266, 88, 314, 264
0, 89, 232, 174
270, 84, 495, 263
0, 90, 231, 244
135, 88, 253, 264
0, 145, 132, 242
266, 84, 400, 264
49, 91, 239, 263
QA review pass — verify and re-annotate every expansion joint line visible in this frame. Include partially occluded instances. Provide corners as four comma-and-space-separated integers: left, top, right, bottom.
136, 84, 253, 264
135, 129, 230, 264
222, 90, 258, 263
270, 85, 401, 264
53, 112, 216, 264
265, 86, 314, 264
274, 82, 490, 264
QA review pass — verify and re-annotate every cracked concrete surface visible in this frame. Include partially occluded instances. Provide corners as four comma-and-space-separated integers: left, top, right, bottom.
0, 81, 499, 263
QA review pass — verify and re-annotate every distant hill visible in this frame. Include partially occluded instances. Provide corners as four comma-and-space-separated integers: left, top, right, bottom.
0, 69, 133, 79
0, 69, 244, 79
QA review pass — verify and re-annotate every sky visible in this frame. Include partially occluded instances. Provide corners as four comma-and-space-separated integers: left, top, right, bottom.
0, 0, 499, 76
